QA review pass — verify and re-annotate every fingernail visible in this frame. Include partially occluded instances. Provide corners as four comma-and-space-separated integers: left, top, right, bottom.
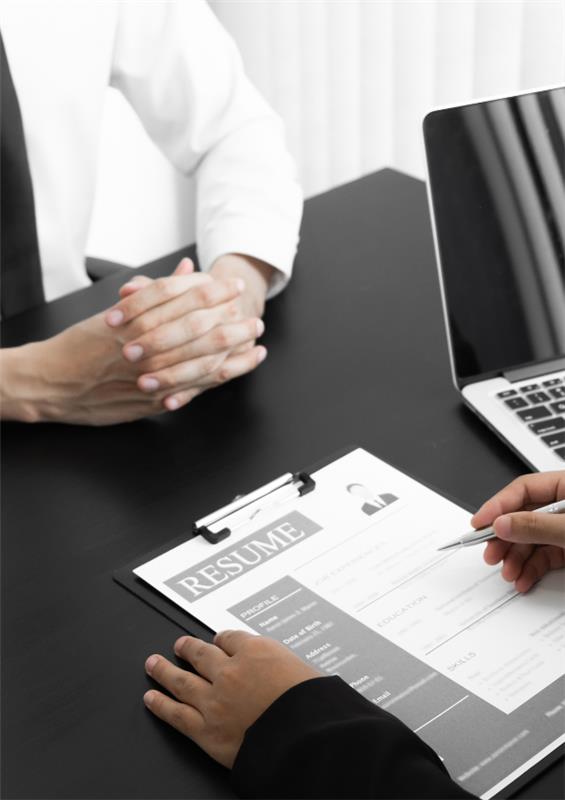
166, 397, 179, 410
139, 376, 160, 392
494, 515, 512, 539
124, 344, 144, 362
174, 636, 189, 655
143, 691, 154, 708
106, 309, 124, 327
257, 346, 267, 364
235, 278, 245, 292
177, 258, 193, 274
256, 319, 265, 337
145, 655, 159, 673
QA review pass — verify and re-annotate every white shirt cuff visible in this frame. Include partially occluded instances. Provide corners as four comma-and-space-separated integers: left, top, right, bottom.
197, 221, 300, 299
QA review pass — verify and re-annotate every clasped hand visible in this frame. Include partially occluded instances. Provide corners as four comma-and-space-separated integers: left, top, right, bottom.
26, 258, 266, 425
104, 257, 266, 413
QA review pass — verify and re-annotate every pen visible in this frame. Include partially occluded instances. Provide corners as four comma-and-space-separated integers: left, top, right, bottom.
437, 499, 565, 551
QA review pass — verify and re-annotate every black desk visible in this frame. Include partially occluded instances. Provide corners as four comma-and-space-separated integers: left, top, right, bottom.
2, 170, 562, 799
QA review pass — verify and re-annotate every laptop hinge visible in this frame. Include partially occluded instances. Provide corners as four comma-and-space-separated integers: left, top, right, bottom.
503, 357, 565, 383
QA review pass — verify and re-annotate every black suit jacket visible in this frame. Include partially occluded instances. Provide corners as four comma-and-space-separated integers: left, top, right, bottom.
232, 676, 476, 799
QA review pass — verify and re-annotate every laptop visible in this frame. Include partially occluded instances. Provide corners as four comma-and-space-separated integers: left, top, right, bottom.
423, 85, 565, 471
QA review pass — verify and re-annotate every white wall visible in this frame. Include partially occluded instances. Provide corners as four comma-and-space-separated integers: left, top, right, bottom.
86, 0, 565, 266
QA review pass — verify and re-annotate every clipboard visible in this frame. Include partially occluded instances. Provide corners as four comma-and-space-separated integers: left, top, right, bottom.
113, 447, 353, 638
114, 444, 482, 635
113, 445, 564, 798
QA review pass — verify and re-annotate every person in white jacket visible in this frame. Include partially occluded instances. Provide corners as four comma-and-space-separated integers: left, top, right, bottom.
0, 1, 302, 424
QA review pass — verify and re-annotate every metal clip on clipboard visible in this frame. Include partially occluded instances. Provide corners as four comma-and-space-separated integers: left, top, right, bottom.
193, 471, 316, 545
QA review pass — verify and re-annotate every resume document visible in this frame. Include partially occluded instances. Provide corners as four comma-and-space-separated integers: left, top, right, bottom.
135, 448, 565, 798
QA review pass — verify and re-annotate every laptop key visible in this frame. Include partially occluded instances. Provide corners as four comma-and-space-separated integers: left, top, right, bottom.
526, 391, 551, 404
517, 405, 552, 422
505, 397, 528, 410
550, 401, 565, 414
554, 446, 565, 461
549, 386, 565, 399
542, 432, 565, 448
542, 378, 563, 387
529, 417, 565, 435
520, 383, 540, 393
497, 389, 518, 398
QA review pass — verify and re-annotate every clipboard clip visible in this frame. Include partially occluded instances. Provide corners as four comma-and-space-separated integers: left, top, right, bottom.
193, 471, 316, 545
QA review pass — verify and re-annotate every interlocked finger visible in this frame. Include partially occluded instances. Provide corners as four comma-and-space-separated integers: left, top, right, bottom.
194, 345, 267, 391
137, 352, 228, 395
106, 273, 213, 327
161, 346, 267, 411
106, 271, 245, 332
121, 288, 246, 363
163, 388, 202, 412
133, 312, 262, 369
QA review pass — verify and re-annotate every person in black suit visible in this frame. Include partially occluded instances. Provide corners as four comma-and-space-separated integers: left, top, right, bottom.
141, 472, 565, 798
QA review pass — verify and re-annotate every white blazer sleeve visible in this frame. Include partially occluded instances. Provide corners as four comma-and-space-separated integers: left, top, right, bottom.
109, 0, 302, 297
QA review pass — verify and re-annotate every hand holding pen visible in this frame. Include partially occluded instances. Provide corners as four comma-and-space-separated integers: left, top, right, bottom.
462, 472, 565, 593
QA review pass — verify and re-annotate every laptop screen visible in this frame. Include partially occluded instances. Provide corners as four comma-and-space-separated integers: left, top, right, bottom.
424, 87, 565, 384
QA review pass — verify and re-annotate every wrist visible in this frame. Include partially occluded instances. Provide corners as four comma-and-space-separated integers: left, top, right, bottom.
0, 343, 47, 423
210, 254, 273, 317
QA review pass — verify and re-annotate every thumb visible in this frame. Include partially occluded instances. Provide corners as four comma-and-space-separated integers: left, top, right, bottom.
173, 257, 194, 276
494, 511, 565, 548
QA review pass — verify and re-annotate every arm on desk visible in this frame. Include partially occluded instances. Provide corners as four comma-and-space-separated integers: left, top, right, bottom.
109, 1, 302, 298
0, 314, 170, 424
0, 258, 267, 424
143, 632, 475, 800
233, 677, 476, 800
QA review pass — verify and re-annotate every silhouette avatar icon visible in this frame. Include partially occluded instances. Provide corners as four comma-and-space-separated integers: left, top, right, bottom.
346, 483, 398, 516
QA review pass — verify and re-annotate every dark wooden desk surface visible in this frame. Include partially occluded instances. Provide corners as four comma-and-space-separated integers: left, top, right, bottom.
2, 170, 562, 799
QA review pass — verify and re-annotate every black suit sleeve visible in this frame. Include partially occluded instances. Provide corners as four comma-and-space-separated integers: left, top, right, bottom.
232, 676, 476, 799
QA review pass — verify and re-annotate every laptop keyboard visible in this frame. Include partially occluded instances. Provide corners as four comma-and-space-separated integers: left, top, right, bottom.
496, 376, 565, 462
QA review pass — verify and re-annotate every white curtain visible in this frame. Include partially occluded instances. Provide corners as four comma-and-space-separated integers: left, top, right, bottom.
87, 0, 565, 265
